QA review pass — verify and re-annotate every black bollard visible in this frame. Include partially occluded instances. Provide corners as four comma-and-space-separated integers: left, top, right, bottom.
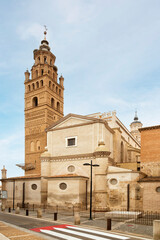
8, 207, 11, 213
107, 218, 111, 230
26, 209, 29, 216
54, 212, 57, 221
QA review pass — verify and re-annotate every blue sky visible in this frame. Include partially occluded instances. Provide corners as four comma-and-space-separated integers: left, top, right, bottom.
0, 0, 160, 178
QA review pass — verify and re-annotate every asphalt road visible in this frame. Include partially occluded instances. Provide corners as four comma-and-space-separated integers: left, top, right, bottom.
0, 212, 152, 240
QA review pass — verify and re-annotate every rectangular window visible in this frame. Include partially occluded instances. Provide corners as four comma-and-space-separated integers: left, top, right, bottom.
68, 138, 75, 146
66, 136, 77, 147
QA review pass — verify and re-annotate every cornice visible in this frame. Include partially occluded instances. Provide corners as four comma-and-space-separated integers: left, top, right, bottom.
46, 113, 114, 133
139, 125, 160, 132
41, 152, 111, 162
24, 74, 64, 90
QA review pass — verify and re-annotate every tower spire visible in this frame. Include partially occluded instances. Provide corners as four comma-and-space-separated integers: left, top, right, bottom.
44, 25, 48, 40
134, 110, 138, 121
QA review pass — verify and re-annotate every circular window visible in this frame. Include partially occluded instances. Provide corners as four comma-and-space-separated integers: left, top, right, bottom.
31, 184, 37, 190
156, 186, 160, 193
59, 183, 67, 190
110, 178, 118, 185
68, 165, 75, 173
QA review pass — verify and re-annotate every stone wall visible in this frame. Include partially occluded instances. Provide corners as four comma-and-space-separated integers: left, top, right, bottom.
140, 181, 160, 212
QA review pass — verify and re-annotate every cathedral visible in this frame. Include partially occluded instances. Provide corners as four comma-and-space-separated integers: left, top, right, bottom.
1, 31, 160, 212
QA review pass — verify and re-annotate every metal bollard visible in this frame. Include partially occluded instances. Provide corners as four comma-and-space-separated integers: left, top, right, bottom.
8, 207, 11, 213
107, 218, 111, 230
54, 212, 57, 221
26, 209, 29, 216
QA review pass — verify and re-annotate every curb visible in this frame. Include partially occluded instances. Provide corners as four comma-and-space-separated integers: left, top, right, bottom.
0, 211, 153, 240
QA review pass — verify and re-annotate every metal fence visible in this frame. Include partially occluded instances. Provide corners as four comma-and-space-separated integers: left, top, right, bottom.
105, 209, 160, 226
6, 203, 160, 226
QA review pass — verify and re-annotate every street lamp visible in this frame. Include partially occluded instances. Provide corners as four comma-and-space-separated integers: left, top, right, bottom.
83, 160, 99, 220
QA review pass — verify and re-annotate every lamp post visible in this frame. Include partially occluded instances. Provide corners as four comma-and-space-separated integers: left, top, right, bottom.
83, 160, 99, 220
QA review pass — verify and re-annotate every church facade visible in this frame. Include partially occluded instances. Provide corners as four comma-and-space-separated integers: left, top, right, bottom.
1, 33, 160, 212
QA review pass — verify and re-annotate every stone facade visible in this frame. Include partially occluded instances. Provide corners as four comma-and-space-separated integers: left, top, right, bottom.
1, 111, 144, 210
107, 166, 144, 210
87, 111, 141, 170
139, 178, 160, 211
2, 176, 41, 207
24, 33, 64, 176
39, 113, 142, 210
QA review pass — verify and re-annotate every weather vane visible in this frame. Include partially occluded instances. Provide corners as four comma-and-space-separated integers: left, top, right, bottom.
44, 25, 48, 40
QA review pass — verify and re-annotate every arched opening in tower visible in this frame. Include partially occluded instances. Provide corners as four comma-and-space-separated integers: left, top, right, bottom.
33, 97, 38, 107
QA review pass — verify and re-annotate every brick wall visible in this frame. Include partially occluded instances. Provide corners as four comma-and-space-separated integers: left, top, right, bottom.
141, 128, 160, 163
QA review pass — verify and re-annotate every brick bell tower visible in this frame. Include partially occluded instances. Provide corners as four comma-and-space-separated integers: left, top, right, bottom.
24, 29, 64, 176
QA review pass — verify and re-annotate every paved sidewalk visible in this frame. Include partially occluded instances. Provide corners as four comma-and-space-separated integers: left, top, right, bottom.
0, 209, 153, 239
10, 208, 153, 237
0, 221, 46, 240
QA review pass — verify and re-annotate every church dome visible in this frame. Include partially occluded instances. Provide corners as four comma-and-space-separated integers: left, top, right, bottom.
130, 111, 142, 125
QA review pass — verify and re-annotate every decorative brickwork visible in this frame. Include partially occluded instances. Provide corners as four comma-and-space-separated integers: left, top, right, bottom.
24, 34, 64, 175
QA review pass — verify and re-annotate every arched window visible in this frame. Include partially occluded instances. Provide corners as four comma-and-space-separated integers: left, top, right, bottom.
40, 80, 43, 87
57, 102, 60, 111
56, 86, 58, 93
50, 59, 52, 65
52, 84, 55, 91
35, 70, 38, 78
36, 140, 40, 151
32, 83, 35, 90
36, 82, 39, 88
51, 98, 54, 108
31, 142, 35, 152
41, 69, 44, 75
38, 57, 40, 63
44, 57, 47, 63
49, 81, 51, 88
28, 85, 30, 92
121, 141, 124, 163
59, 89, 61, 96
33, 97, 38, 107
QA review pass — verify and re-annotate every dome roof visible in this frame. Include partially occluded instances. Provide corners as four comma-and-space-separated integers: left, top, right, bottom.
130, 111, 142, 125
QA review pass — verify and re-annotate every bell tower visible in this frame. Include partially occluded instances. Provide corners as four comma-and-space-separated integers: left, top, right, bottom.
130, 111, 142, 143
24, 29, 64, 175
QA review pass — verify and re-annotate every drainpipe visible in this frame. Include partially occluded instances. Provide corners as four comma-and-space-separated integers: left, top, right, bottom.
13, 180, 15, 210
127, 184, 130, 211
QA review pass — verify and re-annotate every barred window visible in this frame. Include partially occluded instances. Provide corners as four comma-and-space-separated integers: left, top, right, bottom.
68, 138, 75, 146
